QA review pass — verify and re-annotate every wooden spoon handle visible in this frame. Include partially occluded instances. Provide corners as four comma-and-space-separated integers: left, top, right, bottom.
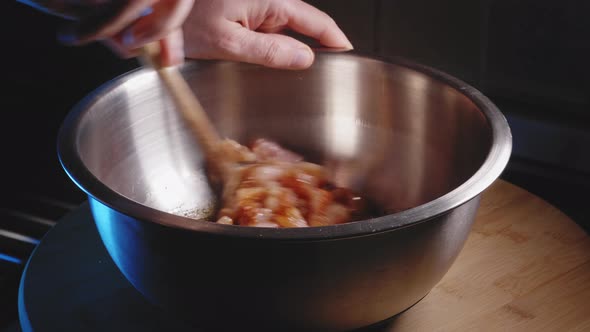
140, 43, 225, 174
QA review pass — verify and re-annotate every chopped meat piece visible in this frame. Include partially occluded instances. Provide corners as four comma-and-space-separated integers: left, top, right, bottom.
251, 138, 303, 162
217, 139, 257, 164
217, 216, 234, 225
214, 138, 366, 228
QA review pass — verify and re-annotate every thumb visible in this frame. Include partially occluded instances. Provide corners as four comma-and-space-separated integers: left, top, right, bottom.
219, 26, 315, 70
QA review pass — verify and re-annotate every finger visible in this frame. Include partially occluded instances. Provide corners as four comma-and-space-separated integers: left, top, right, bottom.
58, 0, 156, 45
100, 38, 138, 58
117, 0, 194, 49
106, 28, 184, 66
158, 28, 185, 66
283, 0, 353, 49
207, 24, 315, 70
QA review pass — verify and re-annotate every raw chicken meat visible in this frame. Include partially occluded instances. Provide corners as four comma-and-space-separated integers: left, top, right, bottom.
214, 139, 364, 228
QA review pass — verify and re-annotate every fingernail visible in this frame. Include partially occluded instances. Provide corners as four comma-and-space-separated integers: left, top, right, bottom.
122, 28, 134, 46
57, 25, 78, 45
140, 7, 153, 17
291, 48, 313, 68
58, 32, 77, 45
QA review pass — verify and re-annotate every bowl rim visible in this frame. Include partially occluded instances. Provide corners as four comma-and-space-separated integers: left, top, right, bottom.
57, 51, 512, 240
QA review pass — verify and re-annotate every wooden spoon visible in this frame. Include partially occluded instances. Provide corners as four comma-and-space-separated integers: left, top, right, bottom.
140, 42, 229, 179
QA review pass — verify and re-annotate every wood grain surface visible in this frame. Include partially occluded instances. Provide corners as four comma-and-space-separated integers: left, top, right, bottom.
384, 180, 590, 331
18, 180, 590, 332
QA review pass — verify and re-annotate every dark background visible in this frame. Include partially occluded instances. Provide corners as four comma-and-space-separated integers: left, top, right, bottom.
1, 0, 589, 330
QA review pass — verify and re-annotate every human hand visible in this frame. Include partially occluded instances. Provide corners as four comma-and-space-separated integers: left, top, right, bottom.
181, 0, 353, 70
18, 0, 194, 66
19, 0, 352, 69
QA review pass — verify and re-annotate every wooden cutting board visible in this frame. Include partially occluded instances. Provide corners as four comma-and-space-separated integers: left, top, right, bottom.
18, 180, 590, 332
384, 180, 590, 331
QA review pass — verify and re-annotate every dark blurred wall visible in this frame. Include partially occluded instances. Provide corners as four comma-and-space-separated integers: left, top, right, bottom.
0, 1, 138, 202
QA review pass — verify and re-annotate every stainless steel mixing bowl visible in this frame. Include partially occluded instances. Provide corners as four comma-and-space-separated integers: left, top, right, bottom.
57, 52, 511, 331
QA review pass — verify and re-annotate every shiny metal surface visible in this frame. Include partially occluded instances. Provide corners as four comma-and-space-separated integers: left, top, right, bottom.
59, 53, 511, 239
57, 52, 511, 331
